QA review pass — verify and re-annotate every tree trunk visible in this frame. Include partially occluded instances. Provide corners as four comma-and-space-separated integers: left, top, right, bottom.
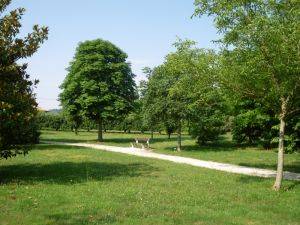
97, 118, 103, 142
151, 130, 154, 139
273, 99, 287, 191
177, 122, 181, 151
75, 128, 78, 135
168, 133, 171, 139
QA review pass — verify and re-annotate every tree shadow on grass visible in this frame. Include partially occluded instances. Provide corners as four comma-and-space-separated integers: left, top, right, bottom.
48, 212, 117, 225
103, 138, 136, 145
41, 138, 98, 143
162, 139, 267, 152
238, 162, 300, 173
163, 142, 237, 152
238, 175, 300, 191
0, 162, 159, 185
239, 175, 268, 183
33, 144, 83, 151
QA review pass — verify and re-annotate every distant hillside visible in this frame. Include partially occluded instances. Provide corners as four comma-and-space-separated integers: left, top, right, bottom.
46, 109, 62, 114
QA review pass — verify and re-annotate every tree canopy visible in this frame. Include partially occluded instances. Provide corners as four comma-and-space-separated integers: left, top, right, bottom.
194, 0, 300, 190
143, 39, 226, 150
60, 39, 136, 141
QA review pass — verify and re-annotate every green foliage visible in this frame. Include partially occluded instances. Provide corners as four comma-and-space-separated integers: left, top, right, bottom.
60, 39, 136, 140
164, 120, 176, 139
194, 0, 300, 117
0, 67, 40, 158
189, 105, 226, 145
271, 115, 300, 153
194, 2, 299, 190
225, 98, 299, 152
187, 81, 226, 145
143, 39, 226, 145
37, 111, 72, 131
285, 116, 300, 153
0, 0, 48, 159
232, 109, 273, 144
81, 117, 96, 131
142, 65, 179, 133
230, 100, 277, 148
116, 100, 145, 133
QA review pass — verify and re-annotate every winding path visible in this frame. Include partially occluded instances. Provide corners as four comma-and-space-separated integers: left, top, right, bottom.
43, 141, 300, 181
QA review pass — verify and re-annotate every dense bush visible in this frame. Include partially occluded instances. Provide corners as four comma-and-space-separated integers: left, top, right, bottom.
232, 109, 274, 144
189, 109, 226, 145
231, 102, 299, 152
271, 115, 300, 153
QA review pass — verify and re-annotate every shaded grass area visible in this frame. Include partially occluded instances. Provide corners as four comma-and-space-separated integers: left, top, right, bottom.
0, 161, 156, 185
0, 144, 299, 225
41, 130, 300, 173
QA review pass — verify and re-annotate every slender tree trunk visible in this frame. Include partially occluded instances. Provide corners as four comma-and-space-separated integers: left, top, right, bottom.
187, 119, 191, 134
273, 99, 287, 191
177, 122, 181, 151
97, 118, 103, 142
75, 128, 78, 135
151, 130, 154, 139
168, 133, 171, 139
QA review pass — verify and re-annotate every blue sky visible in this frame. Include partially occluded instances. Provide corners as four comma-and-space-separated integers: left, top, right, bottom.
8, 0, 219, 110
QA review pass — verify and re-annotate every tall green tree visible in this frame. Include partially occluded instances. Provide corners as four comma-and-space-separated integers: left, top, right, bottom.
194, 0, 300, 190
161, 41, 195, 150
144, 39, 225, 150
140, 67, 160, 138
168, 40, 226, 145
59, 64, 83, 135
60, 39, 136, 141
0, 0, 48, 158
142, 66, 173, 141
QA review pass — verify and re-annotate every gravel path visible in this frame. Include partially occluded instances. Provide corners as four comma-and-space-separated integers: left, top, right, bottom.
44, 141, 300, 181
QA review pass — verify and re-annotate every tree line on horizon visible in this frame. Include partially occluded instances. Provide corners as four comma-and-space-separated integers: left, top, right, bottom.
1, 0, 299, 191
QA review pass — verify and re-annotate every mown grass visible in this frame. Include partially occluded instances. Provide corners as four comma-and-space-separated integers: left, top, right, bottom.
0, 144, 299, 225
41, 130, 300, 173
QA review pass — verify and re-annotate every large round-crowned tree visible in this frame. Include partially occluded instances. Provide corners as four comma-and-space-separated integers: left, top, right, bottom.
60, 39, 136, 141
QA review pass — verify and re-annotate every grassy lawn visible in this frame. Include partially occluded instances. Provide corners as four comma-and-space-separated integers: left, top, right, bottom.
0, 144, 299, 225
41, 130, 300, 173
